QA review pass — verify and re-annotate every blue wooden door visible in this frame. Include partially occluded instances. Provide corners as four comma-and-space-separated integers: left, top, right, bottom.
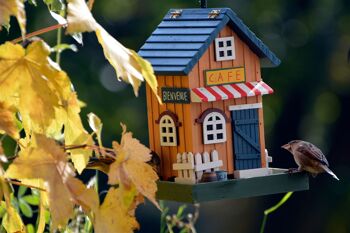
231, 109, 261, 170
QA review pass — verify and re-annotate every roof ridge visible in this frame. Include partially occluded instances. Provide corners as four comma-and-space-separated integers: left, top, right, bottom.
139, 7, 281, 75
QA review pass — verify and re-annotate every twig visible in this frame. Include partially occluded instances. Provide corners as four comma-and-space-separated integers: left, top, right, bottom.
65, 144, 116, 159
11, 23, 67, 44
7, 179, 47, 192
64, 144, 88, 151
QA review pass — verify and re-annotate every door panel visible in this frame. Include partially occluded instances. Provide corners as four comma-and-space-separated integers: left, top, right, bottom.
231, 109, 261, 170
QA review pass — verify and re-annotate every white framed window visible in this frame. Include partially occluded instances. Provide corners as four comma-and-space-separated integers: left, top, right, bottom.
203, 112, 227, 144
159, 115, 177, 146
215, 36, 235, 61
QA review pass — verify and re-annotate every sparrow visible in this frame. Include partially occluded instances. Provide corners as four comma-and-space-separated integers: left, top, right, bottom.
282, 140, 339, 180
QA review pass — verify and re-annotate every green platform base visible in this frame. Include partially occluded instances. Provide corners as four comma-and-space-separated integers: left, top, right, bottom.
156, 171, 309, 203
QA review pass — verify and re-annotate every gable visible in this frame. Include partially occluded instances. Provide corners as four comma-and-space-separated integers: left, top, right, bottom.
138, 8, 281, 75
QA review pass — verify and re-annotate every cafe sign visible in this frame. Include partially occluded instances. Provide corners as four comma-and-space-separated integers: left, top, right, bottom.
204, 67, 245, 86
161, 87, 191, 104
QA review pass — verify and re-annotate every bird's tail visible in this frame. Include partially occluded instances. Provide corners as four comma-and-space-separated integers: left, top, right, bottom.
321, 165, 339, 181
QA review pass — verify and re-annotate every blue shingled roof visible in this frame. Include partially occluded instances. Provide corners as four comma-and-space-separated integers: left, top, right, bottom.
138, 8, 281, 75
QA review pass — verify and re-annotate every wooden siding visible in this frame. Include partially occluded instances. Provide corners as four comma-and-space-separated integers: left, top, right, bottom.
187, 25, 266, 175
146, 25, 268, 180
146, 75, 194, 180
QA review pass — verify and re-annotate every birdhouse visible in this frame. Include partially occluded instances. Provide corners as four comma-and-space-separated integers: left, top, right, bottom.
139, 6, 309, 203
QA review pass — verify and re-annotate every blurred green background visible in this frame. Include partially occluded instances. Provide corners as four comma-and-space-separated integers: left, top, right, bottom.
1, 0, 350, 232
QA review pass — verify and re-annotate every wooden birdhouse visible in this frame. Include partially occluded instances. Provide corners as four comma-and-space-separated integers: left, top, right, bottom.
139, 6, 309, 203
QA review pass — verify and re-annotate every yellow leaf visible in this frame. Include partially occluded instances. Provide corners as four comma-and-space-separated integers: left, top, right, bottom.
130, 50, 161, 103
87, 112, 103, 146
5, 134, 96, 230
0, 102, 19, 139
66, 0, 160, 100
37, 191, 46, 233
0, 177, 25, 233
95, 25, 142, 96
64, 93, 93, 173
66, 0, 96, 33
109, 124, 159, 208
0, 41, 91, 170
66, 177, 99, 213
94, 187, 139, 233
3, 206, 26, 233
0, 41, 70, 136
0, 0, 26, 37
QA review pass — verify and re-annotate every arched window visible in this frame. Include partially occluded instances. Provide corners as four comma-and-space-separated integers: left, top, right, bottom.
156, 111, 181, 147
196, 109, 228, 145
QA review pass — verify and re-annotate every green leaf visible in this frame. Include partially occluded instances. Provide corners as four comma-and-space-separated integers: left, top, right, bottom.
43, 0, 64, 12
26, 224, 35, 233
27, 0, 37, 6
83, 216, 93, 232
176, 205, 186, 219
0, 202, 6, 218
18, 186, 27, 198
10, 194, 19, 212
45, 210, 51, 224
52, 44, 78, 53
19, 199, 33, 218
22, 195, 40, 206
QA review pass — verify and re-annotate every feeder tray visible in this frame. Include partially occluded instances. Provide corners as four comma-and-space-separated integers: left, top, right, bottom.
156, 169, 309, 203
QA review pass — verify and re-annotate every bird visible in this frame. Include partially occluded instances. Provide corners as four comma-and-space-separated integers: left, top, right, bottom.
282, 140, 339, 180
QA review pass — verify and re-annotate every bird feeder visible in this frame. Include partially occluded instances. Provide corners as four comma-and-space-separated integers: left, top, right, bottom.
139, 4, 309, 203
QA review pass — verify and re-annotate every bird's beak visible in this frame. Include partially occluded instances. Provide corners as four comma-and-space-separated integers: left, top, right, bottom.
281, 143, 290, 150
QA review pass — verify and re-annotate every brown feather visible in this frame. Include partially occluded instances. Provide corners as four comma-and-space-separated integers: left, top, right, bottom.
295, 141, 329, 166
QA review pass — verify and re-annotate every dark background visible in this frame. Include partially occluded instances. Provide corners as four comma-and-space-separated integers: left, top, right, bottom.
1, 0, 350, 232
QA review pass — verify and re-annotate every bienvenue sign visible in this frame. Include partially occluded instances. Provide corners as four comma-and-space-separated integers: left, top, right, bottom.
161, 87, 191, 104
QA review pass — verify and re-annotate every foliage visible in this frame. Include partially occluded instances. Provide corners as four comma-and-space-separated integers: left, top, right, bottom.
160, 201, 200, 233
0, 0, 160, 232
260, 192, 294, 233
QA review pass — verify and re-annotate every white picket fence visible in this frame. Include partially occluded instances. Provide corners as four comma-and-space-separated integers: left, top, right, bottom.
172, 150, 223, 184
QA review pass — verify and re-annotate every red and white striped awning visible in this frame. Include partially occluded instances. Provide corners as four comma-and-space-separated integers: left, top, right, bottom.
191, 81, 274, 103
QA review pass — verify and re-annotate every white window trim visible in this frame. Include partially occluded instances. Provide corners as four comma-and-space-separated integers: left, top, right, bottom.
229, 103, 262, 111
203, 112, 227, 144
215, 36, 236, 61
159, 115, 177, 146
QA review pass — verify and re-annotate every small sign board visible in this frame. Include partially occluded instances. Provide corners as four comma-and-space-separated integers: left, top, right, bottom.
161, 87, 191, 104
204, 67, 245, 86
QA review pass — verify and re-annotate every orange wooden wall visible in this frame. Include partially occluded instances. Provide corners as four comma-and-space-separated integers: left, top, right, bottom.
146, 75, 193, 179
146, 25, 268, 180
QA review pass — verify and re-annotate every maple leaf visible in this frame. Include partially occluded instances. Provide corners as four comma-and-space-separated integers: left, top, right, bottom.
0, 40, 92, 171
66, 176, 99, 213
5, 134, 97, 230
0, 102, 19, 139
66, 0, 96, 33
94, 187, 139, 233
63, 93, 93, 173
66, 0, 160, 100
109, 124, 159, 208
0, 0, 26, 37
0, 41, 66, 135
